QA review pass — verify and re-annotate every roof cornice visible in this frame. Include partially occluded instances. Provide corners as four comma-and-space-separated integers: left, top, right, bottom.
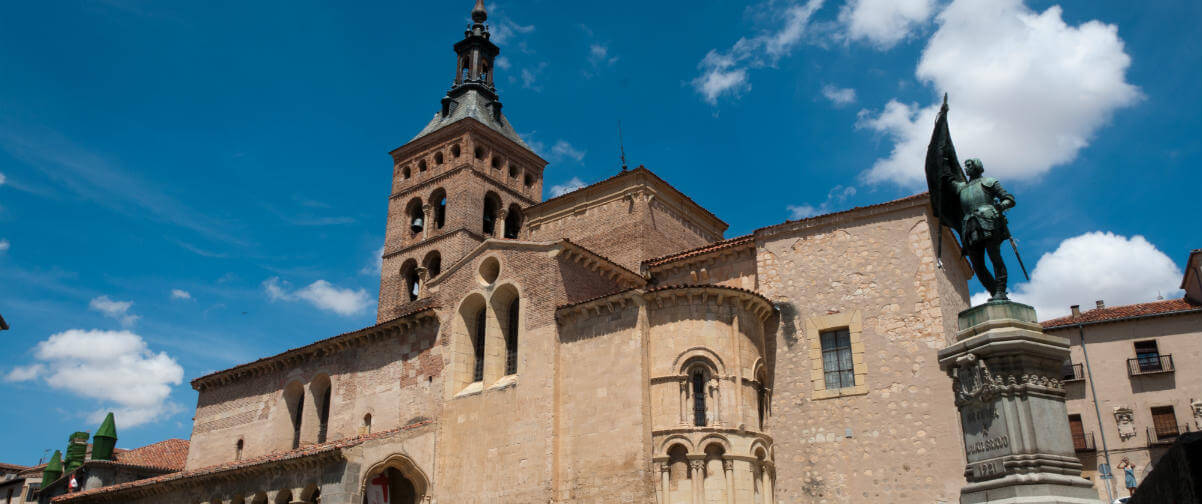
555, 284, 776, 324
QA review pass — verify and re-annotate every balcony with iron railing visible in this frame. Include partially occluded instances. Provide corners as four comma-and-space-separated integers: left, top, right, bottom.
1061, 363, 1085, 383
1147, 424, 1191, 446
1072, 432, 1096, 452
1127, 354, 1173, 376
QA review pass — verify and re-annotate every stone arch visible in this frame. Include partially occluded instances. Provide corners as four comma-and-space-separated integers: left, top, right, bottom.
490, 283, 521, 377
422, 250, 442, 280
273, 489, 292, 504
482, 191, 501, 236
404, 197, 424, 236
360, 453, 429, 504
673, 347, 726, 376
299, 484, 320, 503
283, 380, 305, 449
749, 439, 772, 461
451, 293, 489, 393
249, 492, 268, 504
697, 434, 732, 455
427, 188, 447, 230
230, 495, 246, 504
665, 443, 692, 500
309, 373, 333, 444
503, 203, 523, 239
658, 435, 695, 456
400, 259, 420, 302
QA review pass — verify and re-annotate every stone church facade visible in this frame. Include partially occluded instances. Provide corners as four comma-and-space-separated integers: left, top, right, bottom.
55, 3, 975, 503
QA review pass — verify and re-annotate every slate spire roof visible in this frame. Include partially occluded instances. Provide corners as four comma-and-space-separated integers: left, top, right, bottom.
411, 0, 531, 150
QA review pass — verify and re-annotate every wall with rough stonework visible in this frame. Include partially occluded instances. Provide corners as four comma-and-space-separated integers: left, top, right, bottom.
647, 244, 757, 291
185, 320, 442, 471
756, 200, 967, 504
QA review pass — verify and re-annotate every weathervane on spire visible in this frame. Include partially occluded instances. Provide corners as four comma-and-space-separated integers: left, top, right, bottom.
618, 120, 628, 172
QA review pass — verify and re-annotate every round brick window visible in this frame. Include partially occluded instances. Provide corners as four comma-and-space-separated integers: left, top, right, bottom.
478, 257, 500, 285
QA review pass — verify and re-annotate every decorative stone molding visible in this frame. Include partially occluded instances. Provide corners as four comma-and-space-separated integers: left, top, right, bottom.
1114, 407, 1136, 441
948, 354, 1065, 407
1192, 398, 1202, 429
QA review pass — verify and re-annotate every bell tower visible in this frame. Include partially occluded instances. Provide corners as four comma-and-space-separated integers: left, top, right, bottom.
376, 0, 547, 322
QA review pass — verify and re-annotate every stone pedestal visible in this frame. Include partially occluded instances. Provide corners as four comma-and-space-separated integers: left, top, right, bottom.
937, 301, 1097, 504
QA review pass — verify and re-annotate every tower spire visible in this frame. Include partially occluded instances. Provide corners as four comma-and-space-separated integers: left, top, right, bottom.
471, 0, 487, 23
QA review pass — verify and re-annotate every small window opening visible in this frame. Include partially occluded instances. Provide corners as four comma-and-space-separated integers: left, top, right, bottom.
452, 144, 461, 157
317, 386, 331, 443
756, 382, 768, 430
402, 166, 411, 180
692, 370, 707, 427
503, 204, 522, 239
491, 156, 502, 169
435, 152, 444, 165
473, 308, 486, 382
482, 195, 500, 236
475, 147, 485, 160
430, 189, 447, 229
363, 413, 372, 434
292, 393, 304, 449
407, 199, 424, 235
1134, 340, 1162, 372
235, 439, 243, 461
505, 298, 519, 375
418, 160, 427, 172
509, 165, 518, 178
524, 173, 533, 188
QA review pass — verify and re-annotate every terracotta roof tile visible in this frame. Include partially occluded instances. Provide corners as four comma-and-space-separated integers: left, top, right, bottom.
754, 192, 929, 236
113, 439, 189, 472
53, 421, 434, 502
1041, 298, 1201, 330
642, 234, 754, 268
0, 462, 29, 472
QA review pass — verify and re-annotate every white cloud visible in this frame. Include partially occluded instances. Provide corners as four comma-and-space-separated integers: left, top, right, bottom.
0, 172, 6, 185
839, 0, 935, 49
89, 295, 141, 327
0, 239, 9, 252
495, 56, 511, 71
971, 232, 1183, 319
263, 277, 372, 316
787, 185, 857, 219
360, 244, 385, 276
519, 63, 547, 92
26, 329, 184, 427
5, 364, 44, 382
693, 0, 824, 104
551, 141, 586, 163
588, 43, 619, 69
549, 177, 587, 198
858, 0, 1140, 186
170, 289, 192, 300
821, 84, 857, 106
490, 18, 534, 46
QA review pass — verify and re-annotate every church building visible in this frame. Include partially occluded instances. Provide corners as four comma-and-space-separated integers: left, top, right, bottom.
53, 2, 975, 503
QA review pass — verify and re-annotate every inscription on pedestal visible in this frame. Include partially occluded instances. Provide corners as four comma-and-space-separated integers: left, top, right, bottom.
961, 402, 1011, 463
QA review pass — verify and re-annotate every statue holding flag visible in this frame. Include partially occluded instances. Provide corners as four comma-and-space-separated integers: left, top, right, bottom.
925, 95, 1027, 301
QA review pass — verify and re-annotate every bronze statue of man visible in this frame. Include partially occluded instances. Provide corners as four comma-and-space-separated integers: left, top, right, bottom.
925, 96, 1021, 301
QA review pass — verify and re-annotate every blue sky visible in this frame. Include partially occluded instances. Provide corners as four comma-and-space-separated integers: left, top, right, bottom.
0, 0, 1198, 462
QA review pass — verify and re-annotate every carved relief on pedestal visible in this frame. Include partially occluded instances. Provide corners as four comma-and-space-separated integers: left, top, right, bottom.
1113, 407, 1136, 441
1191, 398, 1202, 430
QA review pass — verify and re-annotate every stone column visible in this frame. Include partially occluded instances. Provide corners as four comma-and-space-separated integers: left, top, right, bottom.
416, 266, 430, 299
710, 377, 721, 425
421, 204, 432, 239
660, 463, 671, 504
680, 379, 688, 425
689, 459, 706, 504
722, 459, 735, 504
937, 301, 1097, 504
760, 463, 775, 504
496, 208, 508, 238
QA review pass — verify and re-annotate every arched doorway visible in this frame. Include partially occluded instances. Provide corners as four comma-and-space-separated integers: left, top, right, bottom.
362, 454, 428, 504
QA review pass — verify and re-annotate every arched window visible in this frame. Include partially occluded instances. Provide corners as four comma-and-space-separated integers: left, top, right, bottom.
504, 204, 523, 239
524, 173, 533, 188
418, 160, 427, 172
423, 251, 442, 280
508, 164, 518, 178
429, 188, 447, 230
400, 259, 419, 302
451, 144, 461, 157
402, 166, 411, 180
405, 198, 424, 235
472, 307, 486, 382
435, 152, 444, 165
756, 369, 769, 430
363, 413, 372, 434
235, 439, 243, 461
312, 375, 332, 444
491, 156, 502, 169
482, 192, 501, 236
284, 381, 304, 449
505, 298, 519, 375
692, 370, 707, 426
474, 146, 485, 160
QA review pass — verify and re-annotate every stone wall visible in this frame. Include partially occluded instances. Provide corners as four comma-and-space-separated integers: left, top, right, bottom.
756, 200, 968, 503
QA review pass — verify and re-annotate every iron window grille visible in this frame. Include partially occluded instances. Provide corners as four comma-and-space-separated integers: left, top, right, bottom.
1127, 354, 1173, 376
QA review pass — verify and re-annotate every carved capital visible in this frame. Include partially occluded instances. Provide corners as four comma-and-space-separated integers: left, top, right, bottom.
496, 208, 508, 219
689, 460, 704, 471
722, 459, 734, 472
660, 462, 671, 474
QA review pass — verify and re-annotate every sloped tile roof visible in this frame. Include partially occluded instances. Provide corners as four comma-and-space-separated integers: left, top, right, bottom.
642, 234, 754, 268
1041, 298, 1201, 330
113, 439, 189, 472
53, 421, 434, 502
